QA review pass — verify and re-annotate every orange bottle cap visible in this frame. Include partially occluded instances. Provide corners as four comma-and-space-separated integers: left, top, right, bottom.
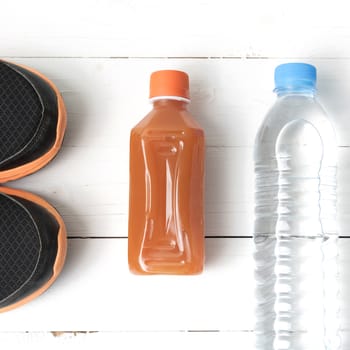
149, 70, 190, 102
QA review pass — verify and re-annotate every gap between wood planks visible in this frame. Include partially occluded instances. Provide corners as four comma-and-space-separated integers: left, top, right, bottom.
66, 236, 350, 239
50, 330, 253, 336
51, 331, 98, 337
3, 56, 350, 60
66, 236, 253, 239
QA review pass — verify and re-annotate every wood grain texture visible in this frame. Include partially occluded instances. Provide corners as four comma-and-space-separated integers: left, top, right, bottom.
0, 238, 254, 331
0, 331, 254, 350
0, 238, 349, 336
0, 0, 350, 58
2, 330, 350, 350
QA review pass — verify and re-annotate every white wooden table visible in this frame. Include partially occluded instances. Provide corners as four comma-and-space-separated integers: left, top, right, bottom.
1, 1, 350, 348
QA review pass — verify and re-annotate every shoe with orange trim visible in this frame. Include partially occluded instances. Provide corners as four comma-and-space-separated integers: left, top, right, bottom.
0, 187, 66, 313
0, 60, 66, 183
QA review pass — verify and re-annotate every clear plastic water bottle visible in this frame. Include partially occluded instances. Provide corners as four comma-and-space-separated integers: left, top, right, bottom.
254, 63, 340, 350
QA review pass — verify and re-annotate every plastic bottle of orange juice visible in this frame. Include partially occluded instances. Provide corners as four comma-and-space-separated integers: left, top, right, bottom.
128, 70, 205, 274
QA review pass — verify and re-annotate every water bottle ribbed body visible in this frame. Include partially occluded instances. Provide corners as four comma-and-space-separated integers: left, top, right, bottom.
254, 93, 340, 350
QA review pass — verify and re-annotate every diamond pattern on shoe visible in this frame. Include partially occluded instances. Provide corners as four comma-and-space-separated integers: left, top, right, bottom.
0, 63, 42, 164
0, 194, 41, 302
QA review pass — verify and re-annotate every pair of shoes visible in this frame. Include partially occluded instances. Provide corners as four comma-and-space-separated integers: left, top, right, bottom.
0, 60, 67, 312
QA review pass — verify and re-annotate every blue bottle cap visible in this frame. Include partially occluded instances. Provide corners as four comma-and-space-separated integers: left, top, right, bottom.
274, 63, 316, 93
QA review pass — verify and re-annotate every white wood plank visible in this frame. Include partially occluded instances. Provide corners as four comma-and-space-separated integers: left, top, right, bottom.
1, 0, 350, 58
0, 331, 254, 350
2, 331, 350, 350
4, 58, 350, 238
4, 331, 350, 350
0, 238, 254, 331
0, 238, 349, 334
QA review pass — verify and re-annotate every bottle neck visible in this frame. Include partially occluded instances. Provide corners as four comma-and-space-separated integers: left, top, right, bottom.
150, 97, 190, 110
274, 87, 316, 98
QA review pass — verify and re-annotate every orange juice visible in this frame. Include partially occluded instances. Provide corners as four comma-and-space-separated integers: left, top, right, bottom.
128, 70, 205, 274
